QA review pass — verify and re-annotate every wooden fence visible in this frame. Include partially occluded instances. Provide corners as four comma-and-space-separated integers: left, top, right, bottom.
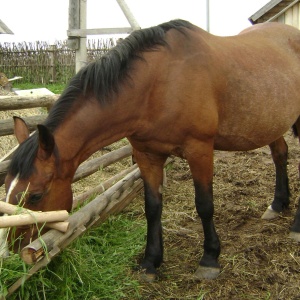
0, 39, 116, 84
0, 94, 144, 296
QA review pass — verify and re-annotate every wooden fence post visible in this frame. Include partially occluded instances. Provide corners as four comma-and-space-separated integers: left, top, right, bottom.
48, 45, 57, 83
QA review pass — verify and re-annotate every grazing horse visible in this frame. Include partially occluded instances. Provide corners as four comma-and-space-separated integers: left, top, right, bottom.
1, 19, 300, 280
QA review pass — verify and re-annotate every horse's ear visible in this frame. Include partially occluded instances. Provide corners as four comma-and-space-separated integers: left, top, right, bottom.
13, 116, 30, 144
37, 124, 55, 160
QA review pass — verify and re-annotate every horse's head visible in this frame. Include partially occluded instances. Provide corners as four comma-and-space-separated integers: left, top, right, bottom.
1, 117, 73, 254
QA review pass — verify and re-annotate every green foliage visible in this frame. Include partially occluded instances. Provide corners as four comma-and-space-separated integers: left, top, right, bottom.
1, 214, 146, 300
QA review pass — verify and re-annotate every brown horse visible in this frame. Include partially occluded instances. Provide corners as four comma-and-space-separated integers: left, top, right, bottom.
1, 19, 300, 280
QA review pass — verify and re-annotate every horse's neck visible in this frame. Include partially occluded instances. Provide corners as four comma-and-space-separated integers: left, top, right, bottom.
54, 95, 138, 168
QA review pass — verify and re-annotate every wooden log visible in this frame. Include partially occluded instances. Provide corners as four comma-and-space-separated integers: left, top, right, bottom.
0, 210, 69, 228
73, 164, 138, 208
73, 144, 132, 182
0, 200, 29, 214
20, 168, 141, 264
0, 95, 58, 110
41, 221, 69, 232
0, 201, 69, 232
0, 114, 47, 137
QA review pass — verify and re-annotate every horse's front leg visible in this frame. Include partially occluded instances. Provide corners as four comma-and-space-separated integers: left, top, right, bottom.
185, 139, 221, 279
262, 137, 290, 219
133, 149, 167, 282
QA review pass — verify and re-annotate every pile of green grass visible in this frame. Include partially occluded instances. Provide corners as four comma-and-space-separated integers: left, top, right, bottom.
1, 214, 146, 299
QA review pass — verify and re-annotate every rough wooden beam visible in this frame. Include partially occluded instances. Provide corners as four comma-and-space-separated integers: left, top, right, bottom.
0, 115, 46, 137
73, 164, 138, 208
0, 19, 14, 34
116, 0, 140, 30
67, 27, 133, 37
73, 144, 132, 182
0, 210, 69, 228
0, 95, 58, 110
0, 201, 69, 232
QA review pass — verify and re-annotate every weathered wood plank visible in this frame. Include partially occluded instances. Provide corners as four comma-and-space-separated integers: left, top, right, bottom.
73, 164, 138, 209
0, 95, 58, 110
0, 114, 46, 136
67, 27, 133, 37
73, 144, 132, 182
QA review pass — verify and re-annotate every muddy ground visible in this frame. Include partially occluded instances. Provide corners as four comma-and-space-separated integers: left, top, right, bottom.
127, 132, 300, 300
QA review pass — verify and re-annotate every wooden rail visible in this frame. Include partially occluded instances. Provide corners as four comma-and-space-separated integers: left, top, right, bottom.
0, 95, 58, 110
0, 115, 46, 136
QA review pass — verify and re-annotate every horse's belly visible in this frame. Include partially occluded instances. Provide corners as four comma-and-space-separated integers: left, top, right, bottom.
214, 121, 293, 151
214, 134, 268, 151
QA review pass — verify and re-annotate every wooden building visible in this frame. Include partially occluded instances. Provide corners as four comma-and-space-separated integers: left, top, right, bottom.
249, 0, 300, 29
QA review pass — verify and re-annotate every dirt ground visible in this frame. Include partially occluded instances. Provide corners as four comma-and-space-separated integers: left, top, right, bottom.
127, 132, 300, 300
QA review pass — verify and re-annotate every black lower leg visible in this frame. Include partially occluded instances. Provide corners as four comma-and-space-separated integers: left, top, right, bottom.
269, 139, 290, 212
140, 182, 163, 274
291, 198, 300, 233
194, 182, 220, 269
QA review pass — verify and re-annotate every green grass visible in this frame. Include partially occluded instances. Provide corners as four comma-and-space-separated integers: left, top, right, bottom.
13, 83, 66, 94
1, 214, 146, 300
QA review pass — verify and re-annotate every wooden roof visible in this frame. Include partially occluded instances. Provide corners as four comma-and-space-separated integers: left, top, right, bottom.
249, 0, 299, 24
0, 19, 13, 34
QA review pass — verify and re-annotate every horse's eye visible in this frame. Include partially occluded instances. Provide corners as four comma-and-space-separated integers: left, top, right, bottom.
27, 193, 43, 205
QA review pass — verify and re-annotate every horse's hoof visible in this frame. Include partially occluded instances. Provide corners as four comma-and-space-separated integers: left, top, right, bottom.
194, 266, 220, 280
289, 231, 300, 242
139, 272, 157, 283
261, 205, 279, 220
135, 265, 157, 283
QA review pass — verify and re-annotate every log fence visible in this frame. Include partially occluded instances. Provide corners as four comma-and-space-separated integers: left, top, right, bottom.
0, 93, 145, 298
0, 39, 116, 84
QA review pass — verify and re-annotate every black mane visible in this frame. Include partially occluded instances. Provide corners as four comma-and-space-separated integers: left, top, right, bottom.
8, 19, 194, 179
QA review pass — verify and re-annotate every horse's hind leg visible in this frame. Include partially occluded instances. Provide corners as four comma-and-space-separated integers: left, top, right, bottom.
262, 136, 290, 219
132, 149, 167, 282
289, 117, 300, 241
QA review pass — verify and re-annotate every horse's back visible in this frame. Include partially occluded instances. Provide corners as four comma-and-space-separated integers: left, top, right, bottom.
195, 23, 300, 150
